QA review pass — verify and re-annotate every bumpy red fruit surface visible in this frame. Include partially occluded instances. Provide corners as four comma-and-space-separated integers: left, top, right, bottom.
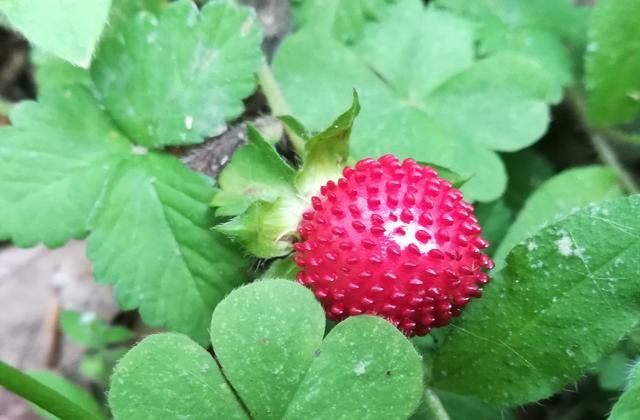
293, 155, 494, 336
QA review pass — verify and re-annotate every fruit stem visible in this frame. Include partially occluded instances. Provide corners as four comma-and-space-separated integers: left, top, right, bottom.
0, 360, 102, 420
566, 89, 639, 194
256, 62, 307, 157
423, 388, 451, 420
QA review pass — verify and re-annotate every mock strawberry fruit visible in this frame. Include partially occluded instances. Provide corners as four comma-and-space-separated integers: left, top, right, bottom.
293, 155, 494, 336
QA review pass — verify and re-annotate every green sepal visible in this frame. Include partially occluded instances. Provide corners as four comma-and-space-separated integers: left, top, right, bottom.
262, 255, 300, 281
279, 115, 312, 140
214, 94, 361, 258
295, 90, 360, 197
216, 197, 308, 259
417, 161, 473, 189
212, 125, 297, 217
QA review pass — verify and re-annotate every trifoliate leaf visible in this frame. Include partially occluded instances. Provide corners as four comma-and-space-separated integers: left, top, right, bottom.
283, 316, 423, 420
212, 126, 297, 217
436, 0, 590, 47
434, 195, 640, 406
355, 3, 474, 101
0, 0, 111, 67
292, 0, 394, 44
424, 54, 551, 152
210, 279, 326, 419
110, 280, 424, 420
60, 310, 133, 348
586, 0, 640, 126
295, 91, 360, 197
0, 86, 130, 247
494, 166, 623, 269
479, 27, 572, 103
435, 0, 587, 101
274, 1, 552, 201
91, 0, 263, 148
109, 333, 248, 420
28, 371, 104, 420
87, 152, 249, 345
211, 280, 424, 420
609, 361, 640, 420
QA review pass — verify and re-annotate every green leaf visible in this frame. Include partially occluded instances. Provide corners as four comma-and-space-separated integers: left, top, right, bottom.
424, 54, 551, 152
494, 166, 623, 269
586, 0, 640, 126
503, 149, 554, 211
109, 333, 248, 420
279, 115, 312, 142
480, 27, 572, 103
261, 256, 299, 281
295, 91, 360, 197
433, 195, 640, 406
274, 1, 551, 201
91, 0, 263, 148
283, 316, 423, 420
211, 281, 422, 420
32, 51, 92, 93
474, 199, 513, 253
355, 3, 474, 102
292, 0, 394, 44
212, 126, 297, 217
609, 361, 640, 420
216, 197, 307, 258
435, 0, 587, 101
410, 390, 514, 420
32, 0, 164, 93
111, 280, 424, 420
0, 0, 111, 67
417, 164, 472, 189
0, 86, 130, 247
210, 279, 326, 419
436, 0, 589, 47
80, 348, 128, 385
60, 310, 133, 348
87, 153, 249, 345
28, 371, 104, 420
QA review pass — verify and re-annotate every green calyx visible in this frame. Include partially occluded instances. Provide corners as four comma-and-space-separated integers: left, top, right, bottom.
212, 92, 360, 259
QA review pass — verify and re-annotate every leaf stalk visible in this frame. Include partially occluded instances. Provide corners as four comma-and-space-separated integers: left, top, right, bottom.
256, 62, 307, 157
0, 360, 102, 420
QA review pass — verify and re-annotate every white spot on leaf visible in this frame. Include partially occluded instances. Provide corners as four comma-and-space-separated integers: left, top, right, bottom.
555, 235, 574, 257
353, 361, 368, 376
241, 15, 254, 37
131, 145, 148, 156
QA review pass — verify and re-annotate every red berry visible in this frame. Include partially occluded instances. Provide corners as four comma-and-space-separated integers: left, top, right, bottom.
294, 155, 494, 336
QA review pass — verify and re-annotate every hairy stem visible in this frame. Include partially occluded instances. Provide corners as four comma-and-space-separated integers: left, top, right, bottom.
256, 62, 306, 157
423, 388, 451, 420
0, 360, 102, 420
590, 133, 639, 194
567, 90, 639, 194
